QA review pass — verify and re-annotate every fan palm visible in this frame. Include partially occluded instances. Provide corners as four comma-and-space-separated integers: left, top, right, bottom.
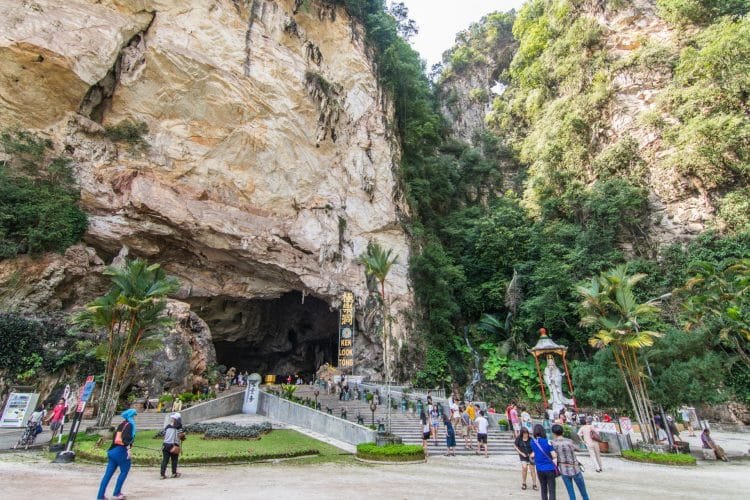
359, 242, 398, 432
578, 265, 661, 443
75, 259, 179, 426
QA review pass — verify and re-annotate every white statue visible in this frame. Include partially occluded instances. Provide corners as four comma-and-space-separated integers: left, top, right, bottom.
543, 357, 573, 417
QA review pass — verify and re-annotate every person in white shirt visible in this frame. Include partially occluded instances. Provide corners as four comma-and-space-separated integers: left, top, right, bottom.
475, 411, 489, 457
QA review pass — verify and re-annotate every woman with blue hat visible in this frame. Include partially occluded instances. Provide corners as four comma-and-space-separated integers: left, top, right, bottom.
97, 408, 137, 499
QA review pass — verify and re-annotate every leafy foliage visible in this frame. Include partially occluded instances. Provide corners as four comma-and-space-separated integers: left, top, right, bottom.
0, 313, 99, 385
74, 258, 179, 426
660, 17, 750, 189
622, 449, 696, 465
656, 0, 749, 26
0, 130, 87, 258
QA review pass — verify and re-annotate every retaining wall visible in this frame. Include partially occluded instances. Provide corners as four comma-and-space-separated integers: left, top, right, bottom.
258, 391, 376, 446
177, 391, 244, 425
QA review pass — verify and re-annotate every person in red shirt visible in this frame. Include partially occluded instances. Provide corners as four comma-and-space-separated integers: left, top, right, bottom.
602, 413, 612, 423
48, 398, 68, 440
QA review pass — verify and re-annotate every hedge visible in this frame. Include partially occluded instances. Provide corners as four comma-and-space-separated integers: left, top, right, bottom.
622, 450, 696, 466
356, 443, 425, 462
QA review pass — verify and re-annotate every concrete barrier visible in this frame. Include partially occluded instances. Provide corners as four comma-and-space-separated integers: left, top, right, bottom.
175, 391, 244, 426
259, 391, 376, 446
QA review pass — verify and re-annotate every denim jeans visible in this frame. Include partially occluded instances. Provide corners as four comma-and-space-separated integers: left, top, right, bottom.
97, 445, 131, 499
561, 472, 589, 500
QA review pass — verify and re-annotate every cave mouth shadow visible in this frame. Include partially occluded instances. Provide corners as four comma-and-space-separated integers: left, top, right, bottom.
191, 291, 339, 377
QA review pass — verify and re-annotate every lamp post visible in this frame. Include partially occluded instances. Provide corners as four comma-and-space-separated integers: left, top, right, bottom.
369, 399, 378, 427
314, 389, 319, 409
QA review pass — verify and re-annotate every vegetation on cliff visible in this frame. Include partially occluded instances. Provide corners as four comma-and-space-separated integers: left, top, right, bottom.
0, 130, 87, 259
347, 0, 749, 408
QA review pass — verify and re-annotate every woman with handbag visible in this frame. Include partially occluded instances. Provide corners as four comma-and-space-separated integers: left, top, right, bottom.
97, 409, 137, 500
530, 424, 558, 500
160, 412, 184, 479
576, 416, 603, 472
551, 424, 590, 500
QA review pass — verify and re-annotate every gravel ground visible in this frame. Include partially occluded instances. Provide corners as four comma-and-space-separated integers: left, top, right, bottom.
1, 446, 747, 500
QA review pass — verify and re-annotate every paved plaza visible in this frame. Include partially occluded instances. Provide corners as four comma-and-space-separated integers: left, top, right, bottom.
1, 441, 748, 499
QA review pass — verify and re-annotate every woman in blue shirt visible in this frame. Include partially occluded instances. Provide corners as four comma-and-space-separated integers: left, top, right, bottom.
531, 423, 558, 500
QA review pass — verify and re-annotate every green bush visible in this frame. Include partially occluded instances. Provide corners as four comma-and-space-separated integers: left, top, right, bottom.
356, 443, 425, 462
623, 450, 696, 465
0, 130, 87, 258
656, 0, 748, 27
103, 120, 149, 149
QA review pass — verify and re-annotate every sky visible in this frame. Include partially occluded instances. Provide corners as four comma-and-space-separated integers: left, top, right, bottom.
400, 0, 527, 68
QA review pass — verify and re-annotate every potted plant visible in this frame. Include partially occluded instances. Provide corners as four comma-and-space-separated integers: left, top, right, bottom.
498, 419, 509, 432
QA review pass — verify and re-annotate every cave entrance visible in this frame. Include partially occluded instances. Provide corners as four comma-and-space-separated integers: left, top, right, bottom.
195, 291, 339, 377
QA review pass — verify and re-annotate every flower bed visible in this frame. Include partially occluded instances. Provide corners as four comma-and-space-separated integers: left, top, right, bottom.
622, 450, 696, 466
154, 422, 272, 440
356, 443, 425, 462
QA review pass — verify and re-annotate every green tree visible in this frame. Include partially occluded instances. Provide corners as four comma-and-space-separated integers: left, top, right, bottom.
359, 242, 398, 376
681, 259, 750, 372
74, 259, 179, 426
577, 265, 662, 443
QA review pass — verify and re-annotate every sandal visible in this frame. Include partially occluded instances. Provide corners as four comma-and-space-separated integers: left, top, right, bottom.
160, 475, 167, 480
522, 484, 527, 490
532, 484, 538, 491
172, 473, 182, 478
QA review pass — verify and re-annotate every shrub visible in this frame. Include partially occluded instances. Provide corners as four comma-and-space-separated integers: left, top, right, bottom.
356, 443, 425, 462
0, 129, 87, 257
623, 450, 696, 465
155, 422, 273, 440
103, 120, 149, 150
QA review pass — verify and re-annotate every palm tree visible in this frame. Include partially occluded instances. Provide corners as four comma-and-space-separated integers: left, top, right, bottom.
577, 265, 662, 443
359, 242, 398, 431
74, 259, 179, 426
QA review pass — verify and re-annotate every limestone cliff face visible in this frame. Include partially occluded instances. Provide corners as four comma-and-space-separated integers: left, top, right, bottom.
438, 0, 728, 246
592, 0, 709, 245
0, 0, 413, 383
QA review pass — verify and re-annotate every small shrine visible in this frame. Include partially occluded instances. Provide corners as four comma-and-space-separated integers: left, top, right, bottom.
529, 328, 577, 420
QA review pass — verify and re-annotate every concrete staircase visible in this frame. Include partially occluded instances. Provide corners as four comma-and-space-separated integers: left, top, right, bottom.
133, 411, 168, 430
295, 386, 517, 455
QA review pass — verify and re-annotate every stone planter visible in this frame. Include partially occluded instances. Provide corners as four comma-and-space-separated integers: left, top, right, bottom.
375, 434, 403, 446
498, 424, 508, 432
598, 440, 610, 453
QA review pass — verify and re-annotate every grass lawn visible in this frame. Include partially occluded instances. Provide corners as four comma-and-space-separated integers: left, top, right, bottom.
75, 429, 351, 465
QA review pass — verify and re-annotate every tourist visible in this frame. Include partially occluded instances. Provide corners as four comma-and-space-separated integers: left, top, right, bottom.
429, 403, 440, 444
602, 413, 612, 423
531, 423, 558, 500
97, 409, 137, 500
552, 424, 589, 500
701, 428, 728, 461
514, 427, 538, 491
172, 396, 183, 413
521, 406, 533, 433
420, 411, 430, 456
29, 404, 46, 438
475, 410, 489, 458
47, 398, 68, 441
510, 402, 521, 438
666, 416, 681, 443
160, 412, 184, 479
466, 399, 476, 424
460, 405, 473, 449
558, 408, 567, 424
577, 417, 603, 472
449, 397, 460, 426
680, 406, 696, 437
443, 414, 456, 456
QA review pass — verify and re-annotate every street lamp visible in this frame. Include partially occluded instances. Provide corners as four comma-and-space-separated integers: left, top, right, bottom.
314, 388, 319, 409
369, 399, 378, 427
